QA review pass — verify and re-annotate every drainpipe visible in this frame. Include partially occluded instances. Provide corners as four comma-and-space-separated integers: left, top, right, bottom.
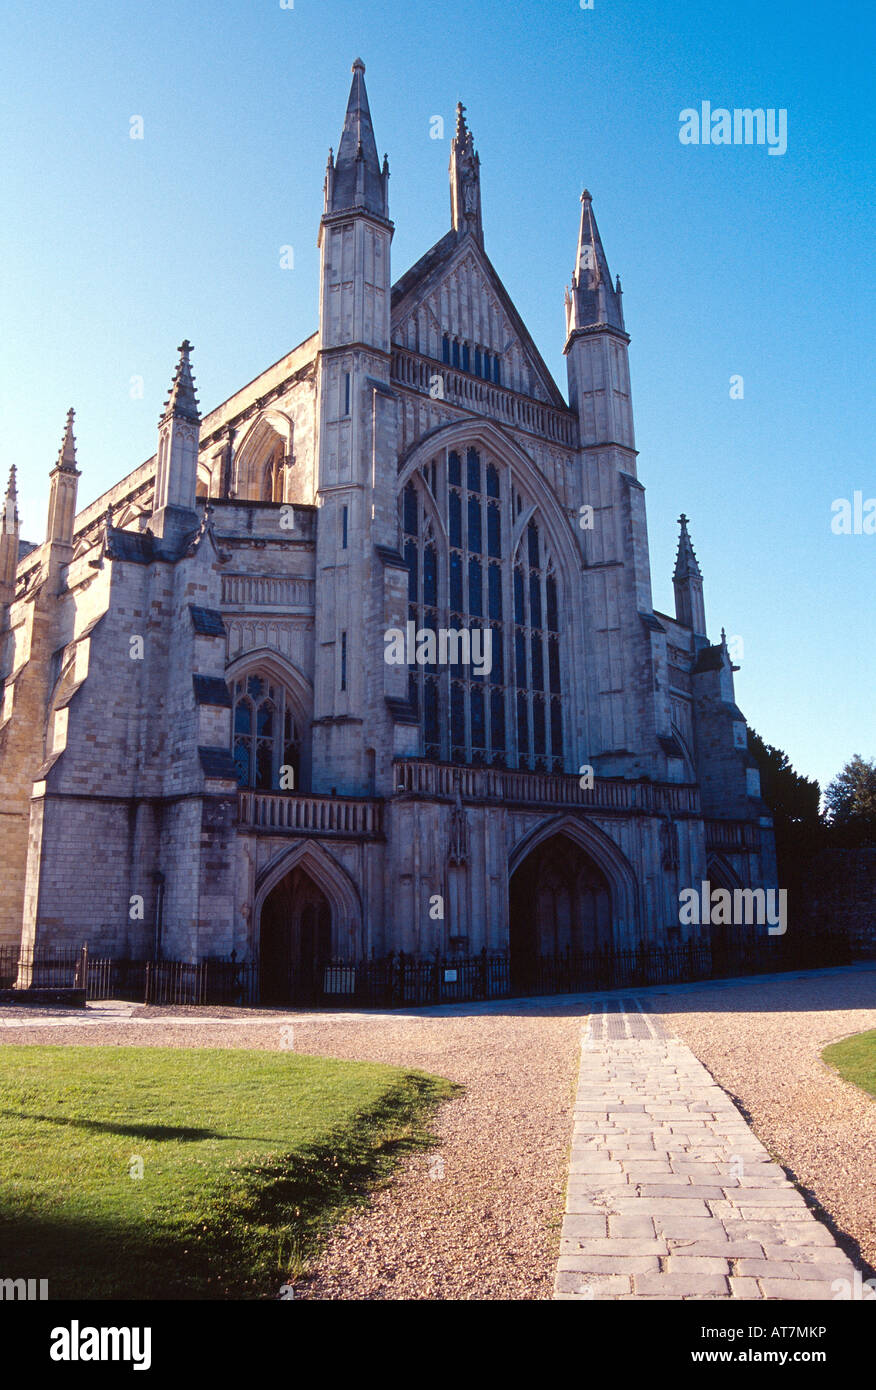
152, 871, 165, 960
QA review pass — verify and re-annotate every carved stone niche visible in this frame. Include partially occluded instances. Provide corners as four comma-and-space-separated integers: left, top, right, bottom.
660, 817, 680, 871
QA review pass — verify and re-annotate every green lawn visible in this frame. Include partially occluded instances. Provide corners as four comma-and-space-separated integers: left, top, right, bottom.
0, 1045, 455, 1299
822, 1029, 876, 1099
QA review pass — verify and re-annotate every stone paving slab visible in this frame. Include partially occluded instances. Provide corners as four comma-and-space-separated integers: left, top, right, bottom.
554, 1000, 859, 1300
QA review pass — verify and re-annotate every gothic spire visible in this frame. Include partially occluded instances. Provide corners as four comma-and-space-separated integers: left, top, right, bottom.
161, 340, 200, 425
450, 100, 483, 245
566, 190, 625, 336
0, 465, 19, 599
673, 513, 706, 637
673, 513, 702, 582
328, 58, 389, 217
151, 340, 201, 544
47, 408, 80, 549
3, 464, 18, 525
55, 408, 79, 474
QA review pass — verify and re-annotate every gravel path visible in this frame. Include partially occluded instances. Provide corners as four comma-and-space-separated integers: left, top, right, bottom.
1, 964, 873, 1300
287, 1006, 581, 1300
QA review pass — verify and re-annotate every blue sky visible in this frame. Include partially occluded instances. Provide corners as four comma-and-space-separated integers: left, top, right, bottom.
0, 0, 872, 791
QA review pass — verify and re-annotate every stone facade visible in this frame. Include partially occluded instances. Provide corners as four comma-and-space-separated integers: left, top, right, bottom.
0, 62, 777, 987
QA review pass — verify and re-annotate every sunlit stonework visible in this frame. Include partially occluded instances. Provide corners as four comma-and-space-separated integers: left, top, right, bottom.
0, 62, 777, 997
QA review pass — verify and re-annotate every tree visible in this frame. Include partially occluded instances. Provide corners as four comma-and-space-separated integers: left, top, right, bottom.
824, 755, 876, 846
747, 729, 821, 829
747, 731, 823, 930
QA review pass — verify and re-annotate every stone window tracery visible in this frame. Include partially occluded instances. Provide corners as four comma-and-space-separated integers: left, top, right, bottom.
400, 447, 564, 770
231, 674, 300, 791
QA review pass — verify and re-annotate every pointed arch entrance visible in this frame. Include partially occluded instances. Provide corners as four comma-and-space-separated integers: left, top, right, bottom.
253, 840, 363, 1004
259, 865, 331, 1005
705, 853, 756, 970
508, 814, 640, 991
509, 830, 614, 989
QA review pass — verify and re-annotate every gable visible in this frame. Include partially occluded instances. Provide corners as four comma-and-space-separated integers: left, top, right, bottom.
391, 234, 568, 410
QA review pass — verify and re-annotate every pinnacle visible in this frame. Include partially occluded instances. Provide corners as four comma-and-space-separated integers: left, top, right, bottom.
567, 189, 625, 333
674, 513, 702, 580
162, 340, 200, 424
329, 57, 386, 217
56, 407, 78, 473
454, 100, 477, 157
450, 98, 482, 242
3, 464, 17, 535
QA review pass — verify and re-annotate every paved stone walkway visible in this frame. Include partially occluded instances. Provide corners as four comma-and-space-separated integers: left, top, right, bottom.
556, 998, 860, 1300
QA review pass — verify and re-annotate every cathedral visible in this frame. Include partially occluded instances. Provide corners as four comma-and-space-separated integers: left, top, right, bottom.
0, 60, 777, 997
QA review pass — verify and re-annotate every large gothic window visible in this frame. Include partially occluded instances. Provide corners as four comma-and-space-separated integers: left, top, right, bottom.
514, 520, 564, 770
400, 447, 565, 770
231, 674, 300, 790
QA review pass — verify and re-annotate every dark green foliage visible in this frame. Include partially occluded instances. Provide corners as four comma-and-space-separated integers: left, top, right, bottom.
824, 755, 876, 847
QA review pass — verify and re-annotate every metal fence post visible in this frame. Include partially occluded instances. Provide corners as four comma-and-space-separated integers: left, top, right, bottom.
76, 943, 88, 993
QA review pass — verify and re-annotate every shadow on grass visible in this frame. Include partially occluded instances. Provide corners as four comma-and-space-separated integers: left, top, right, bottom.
0, 1070, 459, 1300
0, 1110, 233, 1143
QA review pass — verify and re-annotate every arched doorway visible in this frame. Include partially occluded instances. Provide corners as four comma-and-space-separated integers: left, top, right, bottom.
509, 832, 613, 990
706, 853, 756, 974
259, 866, 331, 1005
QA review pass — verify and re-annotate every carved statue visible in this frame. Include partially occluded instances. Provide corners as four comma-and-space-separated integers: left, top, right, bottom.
448, 780, 469, 866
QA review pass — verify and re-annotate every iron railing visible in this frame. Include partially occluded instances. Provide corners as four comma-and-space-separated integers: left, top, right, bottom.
0, 933, 859, 1010
0, 944, 88, 991
142, 956, 259, 1007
